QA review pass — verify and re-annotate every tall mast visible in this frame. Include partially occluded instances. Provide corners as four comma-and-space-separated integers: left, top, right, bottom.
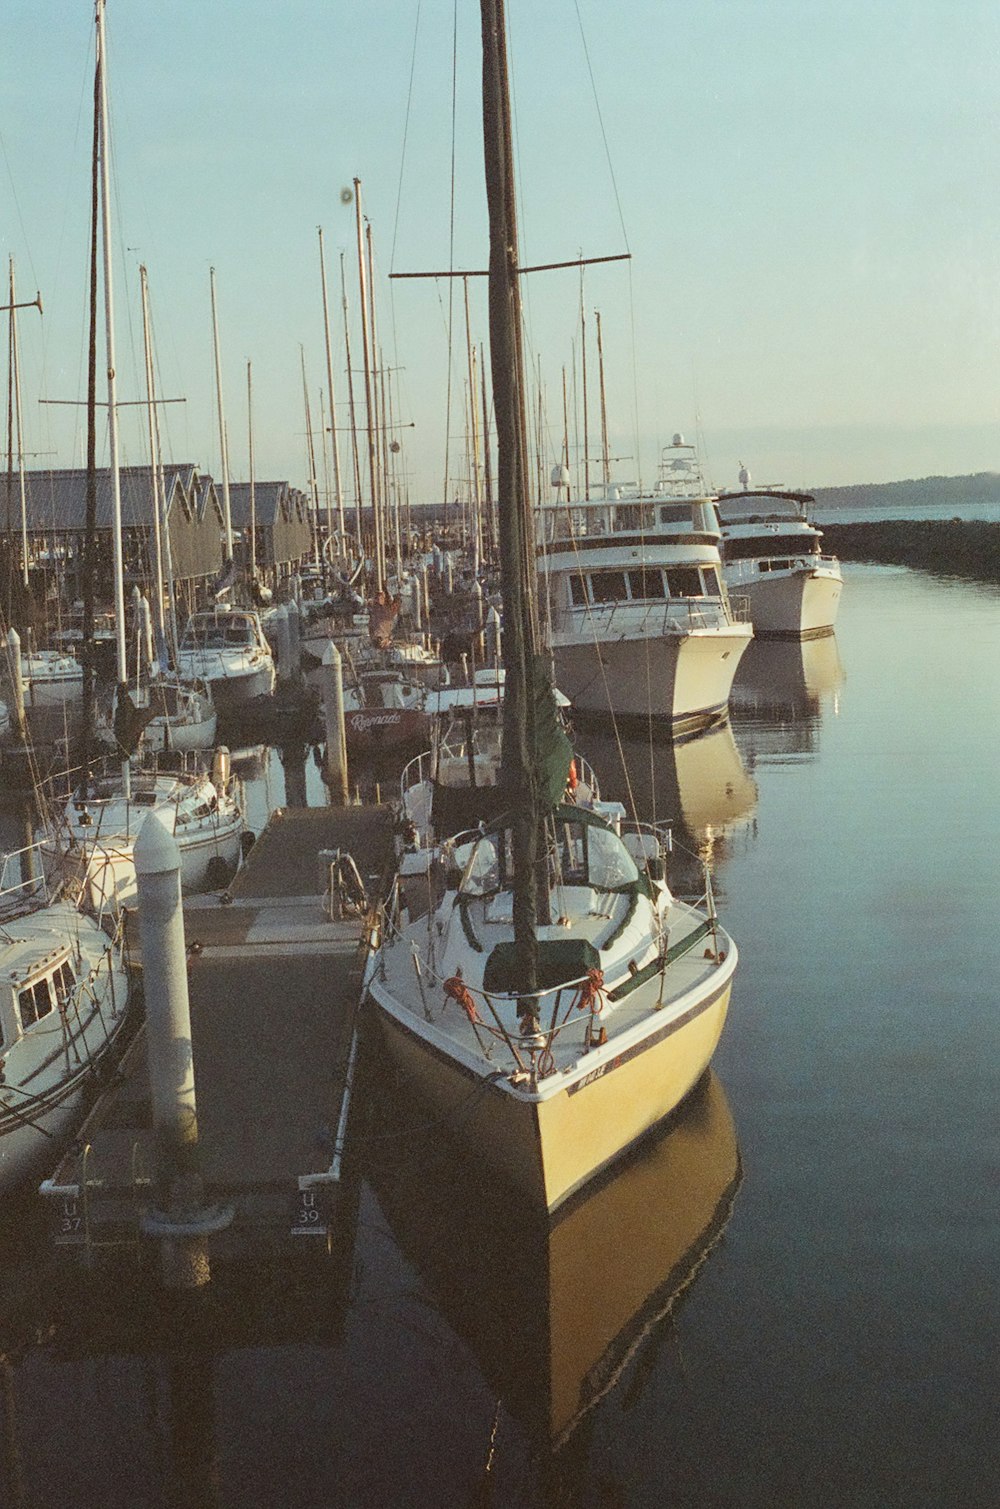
246, 360, 257, 581
8, 262, 28, 590
463, 276, 483, 578
300, 346, 321, 570
139, 264, 166, 658
595, 307, 610, 487
353, 178, 382, 593
76, 43, 101, 784
579, 273, 590, 501
318, 227, 345, 543
340, 251, 363, 554
366, 221, 387, 591
209, 265, 234, 562
96, 0, 127, 692
480, 0, 540, 1001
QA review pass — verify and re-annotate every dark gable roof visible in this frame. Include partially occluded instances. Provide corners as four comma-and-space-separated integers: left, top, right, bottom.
19, 465, 200, 532
227, 481, 309, 529
16, 467, 304, 534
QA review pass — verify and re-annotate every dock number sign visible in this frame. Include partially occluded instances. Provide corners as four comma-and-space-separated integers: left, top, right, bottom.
291, 1186, 329, 1237
54, 1196, 86, 1246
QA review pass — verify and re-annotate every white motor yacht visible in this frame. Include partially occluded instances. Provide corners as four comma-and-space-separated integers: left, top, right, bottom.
715, 470, 844, 638
176, 607, 276, 710
539, 438, 752, 733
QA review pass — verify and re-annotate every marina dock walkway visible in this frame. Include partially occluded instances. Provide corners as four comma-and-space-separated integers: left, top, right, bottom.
44, 804, 394, 1261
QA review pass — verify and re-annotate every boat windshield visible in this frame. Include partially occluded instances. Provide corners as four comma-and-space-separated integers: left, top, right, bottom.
182, 622, 253, 650
458, 813, 639, 898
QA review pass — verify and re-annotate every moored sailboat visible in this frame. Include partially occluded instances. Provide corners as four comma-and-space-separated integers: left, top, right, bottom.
367, 0, 738, 1213
0, 842, 133, 1191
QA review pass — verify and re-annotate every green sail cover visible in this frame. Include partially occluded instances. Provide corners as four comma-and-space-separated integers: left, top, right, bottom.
531, 655, 574, 811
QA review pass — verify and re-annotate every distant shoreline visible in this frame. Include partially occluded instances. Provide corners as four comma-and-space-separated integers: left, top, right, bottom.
809, 473, 1000, 508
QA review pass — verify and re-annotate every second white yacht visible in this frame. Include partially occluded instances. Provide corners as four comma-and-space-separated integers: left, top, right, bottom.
715, 467, 843, 638
538, 438, 752, 734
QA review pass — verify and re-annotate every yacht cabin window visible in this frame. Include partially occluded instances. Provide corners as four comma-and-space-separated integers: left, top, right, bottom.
664, 566, 704, 598
589, 571, 628, 605
627, 568, 667, 601
659, 504, 692, 525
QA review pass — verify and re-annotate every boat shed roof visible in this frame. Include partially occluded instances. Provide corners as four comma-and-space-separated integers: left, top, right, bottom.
17, 465, 214, 534
226, 481, 310, 530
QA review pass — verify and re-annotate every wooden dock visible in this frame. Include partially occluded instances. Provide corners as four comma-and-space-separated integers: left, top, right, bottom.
44, 804, 394, 1262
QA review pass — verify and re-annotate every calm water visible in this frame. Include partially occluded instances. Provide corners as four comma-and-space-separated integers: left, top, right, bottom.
2, 563, 999, 1507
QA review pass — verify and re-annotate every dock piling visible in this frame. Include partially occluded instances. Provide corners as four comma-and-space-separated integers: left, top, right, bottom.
321, 641, 349, 805
134, 811, 233, 1287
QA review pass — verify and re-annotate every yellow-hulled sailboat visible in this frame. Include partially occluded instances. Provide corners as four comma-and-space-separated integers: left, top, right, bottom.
366, 0, 738, 1213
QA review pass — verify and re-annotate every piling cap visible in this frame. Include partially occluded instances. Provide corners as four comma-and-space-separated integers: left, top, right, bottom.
321, 640, 342, 667
134, 809, 182, 877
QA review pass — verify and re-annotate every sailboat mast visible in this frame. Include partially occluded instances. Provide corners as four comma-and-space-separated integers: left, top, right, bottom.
340, 251, 363, 555
353, 179, 383, 594
209, 266, 235, 563
318, 227, 345, 544
300, 346, 322, 569
480, 0, 540, 999
247, 360, 257, 580
77, 45, 101, 786
95, 0, 127, 690
579, 275, 590, 501
139, 264, 166, 658
8, 263, 28, 591
595, 308, 610, 487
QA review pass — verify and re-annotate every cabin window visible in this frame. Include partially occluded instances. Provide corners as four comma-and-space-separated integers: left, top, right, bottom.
18, 975, 55, 1029
627, 568, 667, 601
659, 504, 691, 525
55, 961, 76, 1006
553, 817, 639, 890
589, 571, 628, 605
700, 566, 723, 595
665, 567, 704, 598
569, 574, 588, 606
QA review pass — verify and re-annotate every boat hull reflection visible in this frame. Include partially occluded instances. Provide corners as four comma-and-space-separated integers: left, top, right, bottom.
365, 1060, 742, 1448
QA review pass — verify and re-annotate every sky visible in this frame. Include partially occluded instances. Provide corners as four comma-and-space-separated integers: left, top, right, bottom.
2, 0, 999, 509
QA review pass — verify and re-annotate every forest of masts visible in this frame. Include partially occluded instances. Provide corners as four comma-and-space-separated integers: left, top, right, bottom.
2, 176, 620, 605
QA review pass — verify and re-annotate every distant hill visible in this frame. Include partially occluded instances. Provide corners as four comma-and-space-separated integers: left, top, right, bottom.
810, 472, 1000, 508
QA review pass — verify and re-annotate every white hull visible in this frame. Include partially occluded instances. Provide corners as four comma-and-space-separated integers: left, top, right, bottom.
71, 819, 244, 910
177, 660, 275, 710
551, 625, 751, 731
730, 563, 843, 638
0, 893, 132, 1191
142, 706, 219, 753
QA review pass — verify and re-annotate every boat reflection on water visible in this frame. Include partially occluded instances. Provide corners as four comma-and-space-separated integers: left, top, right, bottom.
575, 718, 758, 889
364, 1060, 742, 1454
729, 635, 845, 760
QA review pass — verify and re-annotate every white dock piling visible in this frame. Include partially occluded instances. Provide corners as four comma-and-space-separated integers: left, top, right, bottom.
134, 811, 232, 1287
272, 603, 292, 683
6, 628, 25, 739
321, 641, 349, 805
286, 597, 302, 680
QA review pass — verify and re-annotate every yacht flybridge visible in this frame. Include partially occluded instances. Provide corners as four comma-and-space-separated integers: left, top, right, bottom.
539, 438, 752, 732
